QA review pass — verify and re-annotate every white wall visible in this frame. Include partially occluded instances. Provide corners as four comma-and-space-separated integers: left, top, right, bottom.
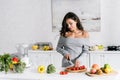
106, 0, 120, 45
0, 0, 120, 53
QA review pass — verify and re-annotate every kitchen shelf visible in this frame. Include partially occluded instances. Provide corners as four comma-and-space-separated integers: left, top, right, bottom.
28, 50, 57, 53
89, 51, 120, 54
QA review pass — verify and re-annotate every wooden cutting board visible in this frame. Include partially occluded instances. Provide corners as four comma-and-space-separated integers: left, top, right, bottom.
85, 71, 118, 77
65, 68, 87, 73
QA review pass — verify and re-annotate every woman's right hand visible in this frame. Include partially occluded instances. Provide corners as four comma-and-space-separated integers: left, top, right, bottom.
74, 59, 80, 67
64, 54, 70, 60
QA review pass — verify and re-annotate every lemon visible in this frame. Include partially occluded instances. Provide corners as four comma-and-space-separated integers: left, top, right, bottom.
42, 46, 49, 51
104, 68, 111, 74
32, 45, 39, 50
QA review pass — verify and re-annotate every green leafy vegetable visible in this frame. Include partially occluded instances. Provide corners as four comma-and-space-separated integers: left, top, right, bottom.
0, 53, 26, 74
47, 64, 56, 74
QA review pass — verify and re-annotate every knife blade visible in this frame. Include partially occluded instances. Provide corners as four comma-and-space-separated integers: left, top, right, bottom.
67, 58, 74, 67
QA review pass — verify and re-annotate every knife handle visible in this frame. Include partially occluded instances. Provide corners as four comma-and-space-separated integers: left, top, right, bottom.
67, 57, 70, 61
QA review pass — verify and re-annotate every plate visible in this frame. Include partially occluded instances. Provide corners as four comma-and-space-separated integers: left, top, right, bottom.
85, 71, 118, 77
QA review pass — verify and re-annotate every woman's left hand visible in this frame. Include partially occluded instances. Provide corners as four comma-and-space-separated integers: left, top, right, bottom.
74, 59, 80, 67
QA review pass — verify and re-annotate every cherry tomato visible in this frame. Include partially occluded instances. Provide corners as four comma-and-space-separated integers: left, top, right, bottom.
73, 67, 77, 71
64, 71, 68, 74
82, 65, 85, 69
59, 71, 68, 75
75, 67, 79, 70
79, 65, 86, 69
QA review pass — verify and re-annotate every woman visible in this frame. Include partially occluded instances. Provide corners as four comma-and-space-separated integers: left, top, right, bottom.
56, 12, 90, 67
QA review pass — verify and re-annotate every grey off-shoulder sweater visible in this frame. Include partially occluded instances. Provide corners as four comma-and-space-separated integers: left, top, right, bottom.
56, 36, 90, 67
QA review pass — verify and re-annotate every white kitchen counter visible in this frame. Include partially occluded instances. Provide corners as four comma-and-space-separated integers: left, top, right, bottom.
0, 67, 120, 80
1, 50, 119, 80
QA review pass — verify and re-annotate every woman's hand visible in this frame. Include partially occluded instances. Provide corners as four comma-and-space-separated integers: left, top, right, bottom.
74, 59, 80, 67
64, 54, 70, 60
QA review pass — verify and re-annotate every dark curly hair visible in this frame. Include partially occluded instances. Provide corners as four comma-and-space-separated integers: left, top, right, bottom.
60, 12, 84, 37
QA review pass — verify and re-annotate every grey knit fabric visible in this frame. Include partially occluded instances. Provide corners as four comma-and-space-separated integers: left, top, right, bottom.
56, 36, 90, 67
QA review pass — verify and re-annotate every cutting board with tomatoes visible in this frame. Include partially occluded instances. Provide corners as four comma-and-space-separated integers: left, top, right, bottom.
65, 65, 87, 73
85, 70, 118, 77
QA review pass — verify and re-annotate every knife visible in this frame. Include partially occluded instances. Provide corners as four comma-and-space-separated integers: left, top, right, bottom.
67, 57, 74, 67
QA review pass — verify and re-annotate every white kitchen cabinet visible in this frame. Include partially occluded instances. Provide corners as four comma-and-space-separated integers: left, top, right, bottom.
28, 50, 90, 68
79, 53, 90, 68
89, 51, 120, 69
28, 50, 120, 69
28, 50, 63, 69
104, 53, 120, 69
28, 50, 54, 69
90, 52, 105, 67
51, 52, 63, 68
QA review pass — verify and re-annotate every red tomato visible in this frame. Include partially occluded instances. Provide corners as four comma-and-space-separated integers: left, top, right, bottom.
79, 65, 86, 70
71, 67, 76, 71
60, 71, 68, 75
79, 66, 83, 70
75, 67, 79, 70
60, 71, 64, 75
12, 57, 18, 64
64, 71, 68, 74
12, 57, 18, 62
82, 65, 85, 69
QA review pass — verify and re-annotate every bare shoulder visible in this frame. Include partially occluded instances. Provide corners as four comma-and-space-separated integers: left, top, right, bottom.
65, 32, 71, 37
65, 32, 69, 37
83, 31, 89, 38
